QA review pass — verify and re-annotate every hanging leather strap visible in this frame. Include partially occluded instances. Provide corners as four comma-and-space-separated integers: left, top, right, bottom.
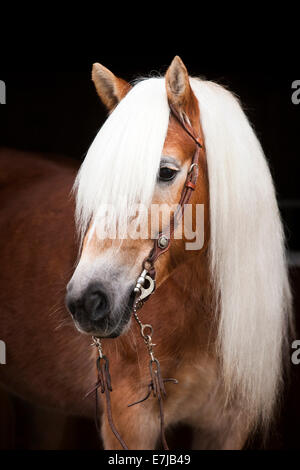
86, 355, 129, 450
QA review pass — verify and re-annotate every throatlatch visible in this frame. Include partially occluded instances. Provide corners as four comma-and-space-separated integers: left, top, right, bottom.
87, 103, 204, 450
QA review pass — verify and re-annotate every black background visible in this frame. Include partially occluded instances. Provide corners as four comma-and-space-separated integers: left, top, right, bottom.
1, 29, 300, 450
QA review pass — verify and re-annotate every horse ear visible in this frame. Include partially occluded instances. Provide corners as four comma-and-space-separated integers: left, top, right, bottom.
92, 63, 131, 111
165, 56, 196, 117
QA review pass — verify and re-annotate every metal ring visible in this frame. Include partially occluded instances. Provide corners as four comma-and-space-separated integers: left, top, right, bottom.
141, 324, 153, 340
188, 163, 199, 174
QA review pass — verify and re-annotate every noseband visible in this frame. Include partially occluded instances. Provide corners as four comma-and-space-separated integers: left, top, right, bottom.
87, 101, 204, 450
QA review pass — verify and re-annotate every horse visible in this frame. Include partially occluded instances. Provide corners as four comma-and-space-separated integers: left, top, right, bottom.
0, 56, 292, 450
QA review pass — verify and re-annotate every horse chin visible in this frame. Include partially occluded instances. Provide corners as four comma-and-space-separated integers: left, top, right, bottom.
105, 318, 131, 338
73, 301, 134, 339
74, 319, 131, 339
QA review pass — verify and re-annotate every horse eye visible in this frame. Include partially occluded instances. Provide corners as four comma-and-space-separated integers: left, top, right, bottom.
158, 167, 177, 182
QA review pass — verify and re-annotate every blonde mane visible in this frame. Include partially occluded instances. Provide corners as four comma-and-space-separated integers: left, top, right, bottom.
190, 77, 291, 427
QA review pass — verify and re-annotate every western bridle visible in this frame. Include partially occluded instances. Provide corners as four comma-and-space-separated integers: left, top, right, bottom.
86, 100, 204, 450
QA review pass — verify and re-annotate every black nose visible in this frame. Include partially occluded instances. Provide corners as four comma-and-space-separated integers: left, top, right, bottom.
66, 283, 110, 326
85, 289, 109, 321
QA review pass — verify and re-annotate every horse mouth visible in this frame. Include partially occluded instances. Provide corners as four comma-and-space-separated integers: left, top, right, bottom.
73, 290, 136, 339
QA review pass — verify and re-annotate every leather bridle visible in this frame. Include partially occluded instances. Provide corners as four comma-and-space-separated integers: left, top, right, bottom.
138, 103, 203, 278
87, 100, 204, 450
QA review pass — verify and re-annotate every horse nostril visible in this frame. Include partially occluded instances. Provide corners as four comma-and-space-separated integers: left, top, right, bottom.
66, 283, 110, 328
85, 289, 109, 321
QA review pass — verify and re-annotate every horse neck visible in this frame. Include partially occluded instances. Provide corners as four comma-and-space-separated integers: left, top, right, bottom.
159, 248, 215, 358
113, 247, 216, 365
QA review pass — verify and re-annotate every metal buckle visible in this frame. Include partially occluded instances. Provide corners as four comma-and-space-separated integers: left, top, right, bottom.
188, 162, 199, 174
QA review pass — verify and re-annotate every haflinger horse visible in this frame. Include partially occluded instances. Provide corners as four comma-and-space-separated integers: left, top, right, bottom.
0, 56, 292, 450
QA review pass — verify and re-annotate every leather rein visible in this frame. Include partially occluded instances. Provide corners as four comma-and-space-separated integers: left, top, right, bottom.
86, 102, 204, 450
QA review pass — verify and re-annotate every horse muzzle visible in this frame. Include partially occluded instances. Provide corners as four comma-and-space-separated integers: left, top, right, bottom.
65, 281, 135, 338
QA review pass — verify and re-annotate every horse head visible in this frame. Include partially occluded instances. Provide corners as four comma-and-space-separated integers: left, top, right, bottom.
65, 56, 209, 338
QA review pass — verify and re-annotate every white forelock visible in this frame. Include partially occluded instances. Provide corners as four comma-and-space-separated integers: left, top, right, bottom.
74, 77, 169, 240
